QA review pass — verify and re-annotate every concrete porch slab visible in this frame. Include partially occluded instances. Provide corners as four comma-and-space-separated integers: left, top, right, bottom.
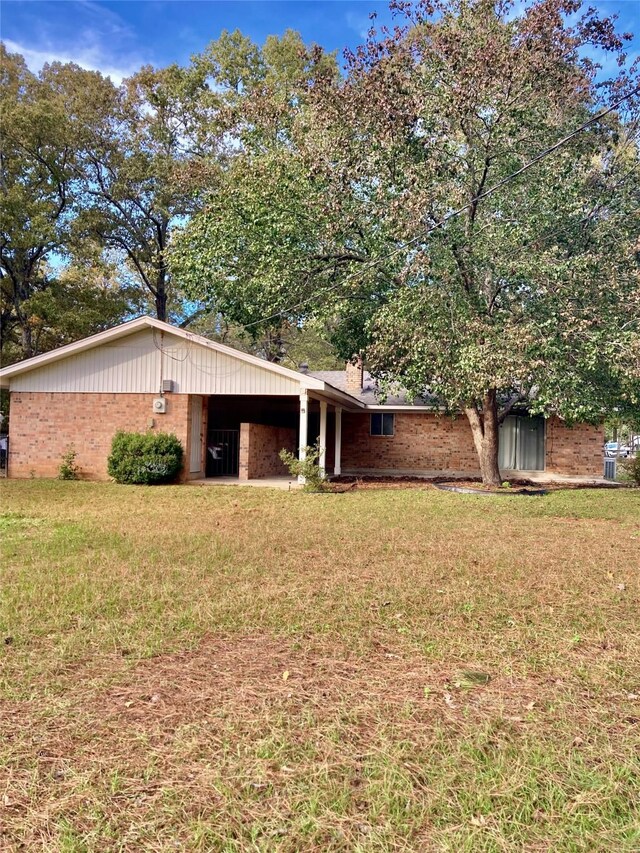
189, 476, 301, 490
501, 469, 614, 486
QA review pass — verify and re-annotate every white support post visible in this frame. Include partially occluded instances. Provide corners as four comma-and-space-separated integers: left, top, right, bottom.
334, 407, 342, 476
319, 401, 327, 477
298, 390, 309, 484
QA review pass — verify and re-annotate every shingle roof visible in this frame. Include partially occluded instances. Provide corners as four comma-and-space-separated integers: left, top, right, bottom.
308, 370, 439, 407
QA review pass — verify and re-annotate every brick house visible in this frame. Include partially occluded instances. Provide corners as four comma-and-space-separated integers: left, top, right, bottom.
0, 316, 604, 482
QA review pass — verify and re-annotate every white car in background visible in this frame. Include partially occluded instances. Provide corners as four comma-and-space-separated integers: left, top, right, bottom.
604, 438, 640, 458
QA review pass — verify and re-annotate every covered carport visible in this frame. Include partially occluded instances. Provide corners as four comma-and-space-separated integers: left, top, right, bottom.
203, 391, 355, 482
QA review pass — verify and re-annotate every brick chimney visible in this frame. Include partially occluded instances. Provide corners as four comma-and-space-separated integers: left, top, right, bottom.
345, 354, 364, 392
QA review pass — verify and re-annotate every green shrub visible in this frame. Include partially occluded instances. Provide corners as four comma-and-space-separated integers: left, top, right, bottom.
620, 454, 640, 486
279, 443, 327, 492
107, 431, 184, 485
58, 445, 79, 480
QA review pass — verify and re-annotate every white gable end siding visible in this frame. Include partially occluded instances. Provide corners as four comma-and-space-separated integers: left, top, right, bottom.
10, 329, 303, 396
163, 337, 302, 395
10, 330, 159, 393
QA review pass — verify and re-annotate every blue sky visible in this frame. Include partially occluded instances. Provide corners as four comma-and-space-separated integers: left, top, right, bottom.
1, 0, 638, 84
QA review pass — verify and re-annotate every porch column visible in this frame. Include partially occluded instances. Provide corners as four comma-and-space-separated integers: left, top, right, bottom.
298, 390, 308, 484
334, 407, 342, 476
319, 400, 327, 476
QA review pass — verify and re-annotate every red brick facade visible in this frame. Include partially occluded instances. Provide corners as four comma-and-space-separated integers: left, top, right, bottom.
239, 422, 297, 480
7, 392, 603, 481
341, 412, 481, 474
7, 391, 193, 480
341, 412, 604, 477
545, 416, 604, 477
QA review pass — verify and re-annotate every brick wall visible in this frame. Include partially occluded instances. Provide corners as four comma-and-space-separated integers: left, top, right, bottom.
239, 422, 297, 480
341, 411, 604, 477
341, 412, 481, 474
545, 416, 603, 476
8, 391, 191, 480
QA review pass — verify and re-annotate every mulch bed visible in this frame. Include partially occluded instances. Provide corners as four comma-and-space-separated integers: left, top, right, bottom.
329, 475, 618, 493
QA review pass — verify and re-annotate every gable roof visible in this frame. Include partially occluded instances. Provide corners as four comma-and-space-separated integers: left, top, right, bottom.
0, 317, 363, 407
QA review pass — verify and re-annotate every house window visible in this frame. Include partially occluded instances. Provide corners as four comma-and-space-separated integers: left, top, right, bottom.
370, 413, 395, 436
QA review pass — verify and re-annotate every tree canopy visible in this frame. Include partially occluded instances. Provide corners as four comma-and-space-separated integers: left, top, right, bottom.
1, 1, 638, 485
172, 0, 640, 484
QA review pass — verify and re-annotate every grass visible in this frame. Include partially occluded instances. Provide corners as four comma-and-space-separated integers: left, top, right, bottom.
1, 480, 639, 852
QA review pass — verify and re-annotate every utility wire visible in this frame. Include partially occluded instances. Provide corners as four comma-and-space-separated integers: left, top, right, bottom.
242, 84, 639, 330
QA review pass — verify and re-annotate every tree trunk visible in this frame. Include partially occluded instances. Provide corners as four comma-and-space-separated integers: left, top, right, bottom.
464, 389, 502, 487
155, 287, 167, 322
20, 318, 34, 360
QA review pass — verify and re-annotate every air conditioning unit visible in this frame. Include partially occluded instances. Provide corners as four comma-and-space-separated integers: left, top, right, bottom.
152, 397, 166, 414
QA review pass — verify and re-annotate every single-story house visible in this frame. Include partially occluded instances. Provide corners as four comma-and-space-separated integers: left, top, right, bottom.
0, 316, 604, 482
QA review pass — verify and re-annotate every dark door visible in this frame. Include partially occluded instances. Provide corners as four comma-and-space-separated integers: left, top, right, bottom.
206, 429, 240, 476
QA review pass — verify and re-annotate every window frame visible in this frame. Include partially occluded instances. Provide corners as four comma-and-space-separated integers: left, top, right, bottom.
370, 412, 395, 437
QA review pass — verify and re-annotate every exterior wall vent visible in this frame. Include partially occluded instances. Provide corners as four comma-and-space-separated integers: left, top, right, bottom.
161, 379, 174, 393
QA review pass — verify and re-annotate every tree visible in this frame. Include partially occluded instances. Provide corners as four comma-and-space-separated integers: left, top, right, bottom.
8, 260, 139, 363
0, 46, 77, 359
332, 0, 640, 484
171, 30, 343, 360
173, 0, 640, 484
0, 48, 138, 362
70, 62, 216, 323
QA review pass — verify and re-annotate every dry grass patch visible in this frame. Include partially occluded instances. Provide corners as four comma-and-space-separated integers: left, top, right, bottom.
1, 481, 639, 851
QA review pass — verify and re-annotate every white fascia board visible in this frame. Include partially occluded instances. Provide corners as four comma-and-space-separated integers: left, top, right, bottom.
364, 404, 447, 412
309, 387, 365, 410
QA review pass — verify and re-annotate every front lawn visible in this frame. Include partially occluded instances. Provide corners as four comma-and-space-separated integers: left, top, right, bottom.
1, 481, 639, 851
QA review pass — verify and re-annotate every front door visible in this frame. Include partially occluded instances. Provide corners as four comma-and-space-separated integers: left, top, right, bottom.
498, 415, 545, 471
189, 396, 204, 473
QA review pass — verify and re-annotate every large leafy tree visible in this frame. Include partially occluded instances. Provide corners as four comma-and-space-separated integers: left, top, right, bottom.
0, 48, 138, 362
70, 62, 217, 323
171, 30, 345, 361
0, 46, 78, 359
174, 0, 639, 484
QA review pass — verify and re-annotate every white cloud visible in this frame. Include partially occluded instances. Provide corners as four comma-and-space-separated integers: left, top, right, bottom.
345, 12, 372, 41
3, 37, 140, 85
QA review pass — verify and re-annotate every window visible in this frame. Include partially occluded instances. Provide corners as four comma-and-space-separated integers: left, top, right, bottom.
370, 413, 395, 436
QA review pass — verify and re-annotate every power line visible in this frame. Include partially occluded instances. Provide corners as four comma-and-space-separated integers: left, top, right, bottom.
242, 84, 639, 330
